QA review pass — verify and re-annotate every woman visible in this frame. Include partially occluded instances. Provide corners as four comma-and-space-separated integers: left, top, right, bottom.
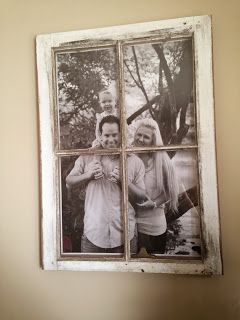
133, 118, 179, 254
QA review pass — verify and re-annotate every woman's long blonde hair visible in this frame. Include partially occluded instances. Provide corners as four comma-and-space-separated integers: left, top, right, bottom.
134, 118, 179, 211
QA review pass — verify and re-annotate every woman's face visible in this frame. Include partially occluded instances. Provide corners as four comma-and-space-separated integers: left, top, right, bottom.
134, 126, 154, 147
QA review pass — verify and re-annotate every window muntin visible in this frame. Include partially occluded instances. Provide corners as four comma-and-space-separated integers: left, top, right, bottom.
37, 16, 222, 274
53, 36, 202, 261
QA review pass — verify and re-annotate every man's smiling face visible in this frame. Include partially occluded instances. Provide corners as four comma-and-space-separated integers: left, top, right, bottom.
101, 122, 120, 148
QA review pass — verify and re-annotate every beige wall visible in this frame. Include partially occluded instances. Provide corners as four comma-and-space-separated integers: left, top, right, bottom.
1, 0, 240, 319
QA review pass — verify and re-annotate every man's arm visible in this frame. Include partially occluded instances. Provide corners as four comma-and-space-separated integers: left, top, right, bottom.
66, 159, 102, 188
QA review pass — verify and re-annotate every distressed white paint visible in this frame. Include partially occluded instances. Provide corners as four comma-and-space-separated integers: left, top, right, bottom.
36, 15, 222, 274
193, 16, 222, 275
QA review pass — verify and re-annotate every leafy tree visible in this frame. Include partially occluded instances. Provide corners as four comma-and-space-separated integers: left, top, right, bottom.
124, 39, 198, 222
125, 40, 194, 145
57, 49, 116, 149
60, 40, 199, 252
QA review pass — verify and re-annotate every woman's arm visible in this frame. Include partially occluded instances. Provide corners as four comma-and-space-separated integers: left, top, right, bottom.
136, 193, 167, 209
128, 182, 147, 202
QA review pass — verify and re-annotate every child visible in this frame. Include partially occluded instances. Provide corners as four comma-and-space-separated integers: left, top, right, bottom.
92, 90, 118, 148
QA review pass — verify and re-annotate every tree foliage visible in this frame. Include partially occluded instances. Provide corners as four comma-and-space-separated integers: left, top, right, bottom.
124, 39, 194, 147
57, 49, 116, 148
59, 40, 199, 252
123, 39, 198, 235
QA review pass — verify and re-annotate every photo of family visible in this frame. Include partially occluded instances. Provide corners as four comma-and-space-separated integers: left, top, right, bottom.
57, 38, 201, 258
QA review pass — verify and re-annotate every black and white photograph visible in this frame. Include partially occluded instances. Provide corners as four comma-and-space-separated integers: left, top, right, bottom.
123, 39, 196, 146
127, 148, 200, 258
58, 38, 201, 258
56, 47, 119, 150
37, 16, 221, 273
61, 153, 124, 255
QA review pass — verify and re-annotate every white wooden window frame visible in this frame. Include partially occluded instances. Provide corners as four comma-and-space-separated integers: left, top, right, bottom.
36, 15, 222, 274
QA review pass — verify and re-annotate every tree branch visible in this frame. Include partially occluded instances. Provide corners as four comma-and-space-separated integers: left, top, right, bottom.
124, 60, 142, 89
152, 45, 175, 96
166, 186, 198, 223
127, 95, 160, 125
158, 59, 163, 95
152, 44, 178, 139
132, 46, 149, 103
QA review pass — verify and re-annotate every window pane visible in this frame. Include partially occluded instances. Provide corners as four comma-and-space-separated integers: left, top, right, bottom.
123, 39, 196, 146
127, 149, 201, 258
61, 154, 124, 255
56, 47, 119, 150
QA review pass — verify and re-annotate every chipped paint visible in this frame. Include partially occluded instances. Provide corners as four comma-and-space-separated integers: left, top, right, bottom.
36, 15, 222, 274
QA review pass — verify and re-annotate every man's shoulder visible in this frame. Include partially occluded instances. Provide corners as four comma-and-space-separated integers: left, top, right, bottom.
127, 154, 144, 167
75, 154, 93, 165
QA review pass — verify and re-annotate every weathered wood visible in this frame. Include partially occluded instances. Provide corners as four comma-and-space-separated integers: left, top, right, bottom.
37, 15, 222, 274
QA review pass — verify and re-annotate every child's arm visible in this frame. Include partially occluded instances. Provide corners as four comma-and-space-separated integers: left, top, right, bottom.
108, 167, 147, 200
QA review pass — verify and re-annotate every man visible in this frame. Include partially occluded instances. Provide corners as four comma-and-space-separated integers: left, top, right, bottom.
66, 115, 145, 253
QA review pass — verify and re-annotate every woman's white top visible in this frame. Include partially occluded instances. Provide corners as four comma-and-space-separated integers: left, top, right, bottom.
137, 158, 167, 236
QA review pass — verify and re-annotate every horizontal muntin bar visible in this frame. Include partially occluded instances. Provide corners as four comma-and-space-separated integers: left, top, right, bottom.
53, 42, 117, 54
125, 145, 197, 153
59, 253, 125, 261
56, 145, 197, 156
56, 148, 121, 156
121, 34, 193, 47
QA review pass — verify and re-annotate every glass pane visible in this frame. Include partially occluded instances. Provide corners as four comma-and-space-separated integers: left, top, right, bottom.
127, 149, 201, 258
60, 154, 124, 255
123, 38, 196, 146
56, 47, 119, 150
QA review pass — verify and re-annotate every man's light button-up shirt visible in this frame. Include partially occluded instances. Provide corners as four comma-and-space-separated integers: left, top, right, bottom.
68, 154, 145, 248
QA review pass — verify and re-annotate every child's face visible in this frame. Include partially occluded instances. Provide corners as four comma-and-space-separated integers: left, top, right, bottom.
99, 93, 115, 114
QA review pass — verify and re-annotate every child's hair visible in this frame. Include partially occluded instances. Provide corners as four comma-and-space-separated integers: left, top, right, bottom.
98, 89, 115, 101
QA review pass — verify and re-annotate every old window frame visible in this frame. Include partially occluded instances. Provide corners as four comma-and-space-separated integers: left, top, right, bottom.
36, 15, 222, 274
